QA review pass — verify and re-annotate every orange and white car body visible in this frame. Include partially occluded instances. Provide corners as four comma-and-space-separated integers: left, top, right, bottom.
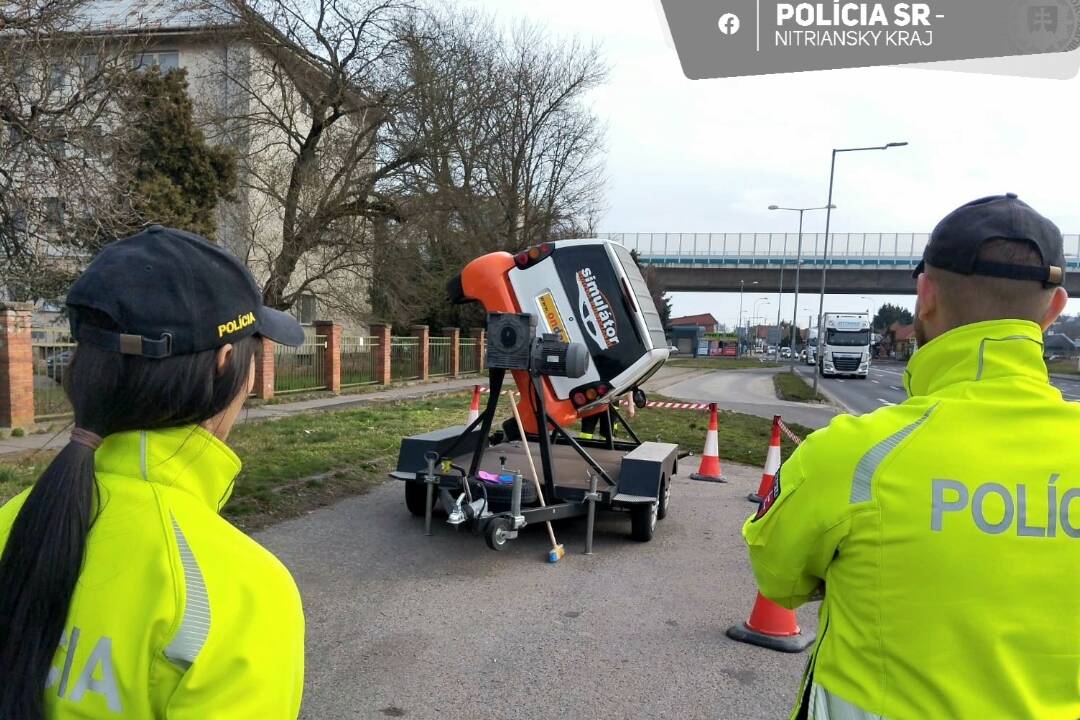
459, 240, 669, 434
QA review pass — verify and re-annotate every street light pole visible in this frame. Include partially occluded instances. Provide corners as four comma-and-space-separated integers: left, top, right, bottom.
812, 141, 908, 395
769, 203, 834, 370
738, 280, 745, 356
751, 297, 769, 354
737, 279, 757, 357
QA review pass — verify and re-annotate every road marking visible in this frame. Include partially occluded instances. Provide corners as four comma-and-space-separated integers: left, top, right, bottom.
878, 399, 896, 406
890, 386, 903, 391
837, 379, 846, 383
871, 380, 880, 384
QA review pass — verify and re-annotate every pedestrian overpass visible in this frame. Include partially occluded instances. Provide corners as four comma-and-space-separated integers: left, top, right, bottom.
598, 233, 1080, 295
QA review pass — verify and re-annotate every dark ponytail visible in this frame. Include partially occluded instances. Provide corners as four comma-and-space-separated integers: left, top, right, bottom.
0, 311, 258, 720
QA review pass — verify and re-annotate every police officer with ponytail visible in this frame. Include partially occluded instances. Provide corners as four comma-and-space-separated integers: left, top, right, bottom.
743, 195, 1080, 720
0, 227, 307, 719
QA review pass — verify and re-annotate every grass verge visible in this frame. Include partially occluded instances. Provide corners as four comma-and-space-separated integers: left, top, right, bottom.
667, 357, 779, 370
0, 392, 812, 531
773, 370, 826, 403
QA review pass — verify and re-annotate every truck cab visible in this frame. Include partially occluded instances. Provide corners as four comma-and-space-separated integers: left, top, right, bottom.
819, 313, 871, 378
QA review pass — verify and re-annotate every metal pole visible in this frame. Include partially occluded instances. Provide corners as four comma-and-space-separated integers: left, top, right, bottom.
775, 243, 785, 358
737, 279, 745, 357
789, 210, 804, 371
813, 150, 838, 396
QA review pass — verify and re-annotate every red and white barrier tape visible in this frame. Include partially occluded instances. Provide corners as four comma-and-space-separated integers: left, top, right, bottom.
645, 401, 712, 411
777, 418, 803, 446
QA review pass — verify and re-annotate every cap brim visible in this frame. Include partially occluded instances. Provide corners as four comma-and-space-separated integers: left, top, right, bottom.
912, 260, 925, 278
257, 306, 306, 347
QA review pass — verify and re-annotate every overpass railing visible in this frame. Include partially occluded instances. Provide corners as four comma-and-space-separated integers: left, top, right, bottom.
599, 233, 1080, 270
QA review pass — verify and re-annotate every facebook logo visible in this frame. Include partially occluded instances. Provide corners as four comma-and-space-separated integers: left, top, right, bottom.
718, 13, 741, 35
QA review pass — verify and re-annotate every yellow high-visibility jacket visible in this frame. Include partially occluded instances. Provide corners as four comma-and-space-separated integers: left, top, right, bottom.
744, 319, 1080, 720
0, 426, 305, 718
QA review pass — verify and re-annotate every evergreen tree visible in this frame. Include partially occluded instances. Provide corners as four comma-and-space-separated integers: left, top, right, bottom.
114, 68, 236, 240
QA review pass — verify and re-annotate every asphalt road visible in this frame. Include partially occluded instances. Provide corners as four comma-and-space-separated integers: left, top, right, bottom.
661, 366, 838, 430
795, 359, 1080, 415
257, 464, 817, 720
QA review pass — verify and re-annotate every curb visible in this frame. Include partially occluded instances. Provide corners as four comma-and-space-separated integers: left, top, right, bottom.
792, 367, 856, 415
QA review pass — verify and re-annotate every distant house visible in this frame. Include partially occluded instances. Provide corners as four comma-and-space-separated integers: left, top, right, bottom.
889, 322, 916, 360
670, 313, 719, 332
1044, 332, 1079, 359
668, 313, 719, 356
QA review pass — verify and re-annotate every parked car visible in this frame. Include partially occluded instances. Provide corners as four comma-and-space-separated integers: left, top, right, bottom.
780, 347, 792, 359
668, 345, 679, 355
45, 350, 72, 383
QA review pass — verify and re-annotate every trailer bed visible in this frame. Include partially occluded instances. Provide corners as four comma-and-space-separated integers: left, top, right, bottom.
453, 440, 625, 500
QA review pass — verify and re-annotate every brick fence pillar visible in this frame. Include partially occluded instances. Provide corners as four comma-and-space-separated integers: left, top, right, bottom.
0, 302, 35, 428
470, 327, 485, 372
370, 323, 392, 385
411, 325, 429, 381
443, 327, 461, 378
252, 336, 275, 400
314, 320, 342, 394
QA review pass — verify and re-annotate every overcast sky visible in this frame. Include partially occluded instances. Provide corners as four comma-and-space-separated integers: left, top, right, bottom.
464, 0, 1080, 330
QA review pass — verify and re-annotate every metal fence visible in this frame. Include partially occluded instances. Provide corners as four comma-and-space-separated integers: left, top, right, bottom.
341, 335, 380, 387
274, 335, 327, 394
429, 336, 454, 378
31, 328, 75, 419
459, 338, 479, 374
390, 337, 422, 381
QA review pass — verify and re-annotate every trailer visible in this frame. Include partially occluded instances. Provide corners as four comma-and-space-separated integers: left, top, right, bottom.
390, 239, 678, 554
391, 367, 678, 551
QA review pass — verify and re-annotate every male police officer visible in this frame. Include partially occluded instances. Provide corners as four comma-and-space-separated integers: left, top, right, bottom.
743, 194, 1080, 720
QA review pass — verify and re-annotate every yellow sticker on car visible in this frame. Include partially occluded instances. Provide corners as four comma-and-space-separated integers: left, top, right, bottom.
537, 292, 570, 343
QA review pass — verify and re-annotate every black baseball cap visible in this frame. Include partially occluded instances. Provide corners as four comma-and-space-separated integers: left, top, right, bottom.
67, 225, 305, 358
913, 193, 1065, 287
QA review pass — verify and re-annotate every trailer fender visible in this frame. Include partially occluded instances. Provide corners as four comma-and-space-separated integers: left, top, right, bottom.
613, 441, 678, 504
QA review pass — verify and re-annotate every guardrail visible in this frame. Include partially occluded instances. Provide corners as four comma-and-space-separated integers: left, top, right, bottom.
600, 232, 1080, 268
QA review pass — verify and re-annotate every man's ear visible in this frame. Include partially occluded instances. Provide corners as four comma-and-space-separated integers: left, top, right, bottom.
1039, 287, 1068, 331
215, 344, 234, 377
916, 273, 937, 321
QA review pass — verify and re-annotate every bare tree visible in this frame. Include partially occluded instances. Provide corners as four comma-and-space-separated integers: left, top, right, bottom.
198, 0, 463, 315
370, 16, 609, 328
0, 0, 137, 301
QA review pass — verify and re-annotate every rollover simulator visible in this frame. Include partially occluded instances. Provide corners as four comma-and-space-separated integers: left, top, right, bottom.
391, 240, 678, 553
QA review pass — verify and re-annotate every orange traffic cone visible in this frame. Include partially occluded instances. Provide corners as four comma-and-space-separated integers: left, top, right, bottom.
690, 403, 725, 483
726, 591, 814, 653
749, 415, 782, 503
466, 385, 481, 426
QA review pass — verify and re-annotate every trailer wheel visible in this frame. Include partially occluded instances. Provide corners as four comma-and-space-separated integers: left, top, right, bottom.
405, 481, 436, 517
630, 502, 658, 542
485, 517, 512, 551
656, 475, 670, 520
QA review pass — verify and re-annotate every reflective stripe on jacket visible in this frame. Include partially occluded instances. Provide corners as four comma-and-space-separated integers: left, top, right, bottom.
743, 319, 1080, 720
0, 425, 305, 718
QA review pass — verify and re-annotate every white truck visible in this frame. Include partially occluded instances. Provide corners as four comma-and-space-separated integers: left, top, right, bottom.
818, 312, 871, 378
